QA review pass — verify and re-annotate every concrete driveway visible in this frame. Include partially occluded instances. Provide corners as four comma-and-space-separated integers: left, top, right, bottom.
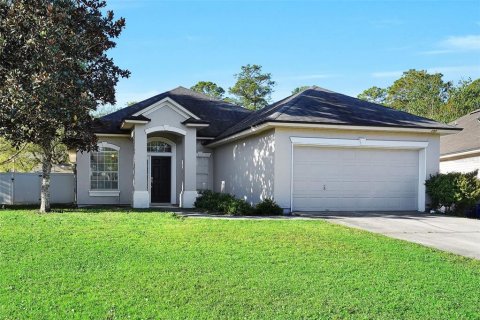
296, 211, 480, 259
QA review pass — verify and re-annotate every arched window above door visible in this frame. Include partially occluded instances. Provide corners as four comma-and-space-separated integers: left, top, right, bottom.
147, 141, 172, 153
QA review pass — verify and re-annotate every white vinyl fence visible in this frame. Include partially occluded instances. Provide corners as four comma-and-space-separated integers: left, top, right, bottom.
0, 173, 75, 205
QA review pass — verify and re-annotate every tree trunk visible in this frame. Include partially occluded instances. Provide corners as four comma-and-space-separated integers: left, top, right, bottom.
39, 147, 53, 213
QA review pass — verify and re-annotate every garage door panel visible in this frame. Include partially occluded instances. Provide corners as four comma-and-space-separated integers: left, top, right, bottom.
293, 179, 417, 195
293, 147, 419, 211
294, 189, 417, 199
293, 196, 418, 211
294, 164, 342, 178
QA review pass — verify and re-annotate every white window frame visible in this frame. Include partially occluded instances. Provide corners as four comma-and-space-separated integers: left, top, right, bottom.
289, 137, 429, 212
196, 152, 211, 191
89, 142, 120, 197
147, 137, 177, 204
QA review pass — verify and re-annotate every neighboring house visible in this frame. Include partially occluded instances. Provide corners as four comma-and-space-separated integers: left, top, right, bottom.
440, 109, 480, 178
74, 86, 459, 212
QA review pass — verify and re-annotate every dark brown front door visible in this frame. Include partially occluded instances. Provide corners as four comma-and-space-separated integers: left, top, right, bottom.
151, 156, 171, 203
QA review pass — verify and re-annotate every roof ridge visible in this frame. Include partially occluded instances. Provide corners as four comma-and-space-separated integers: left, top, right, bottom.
316, 86, 450, 124
213, 87, 326, 139
271, 87, 317, 121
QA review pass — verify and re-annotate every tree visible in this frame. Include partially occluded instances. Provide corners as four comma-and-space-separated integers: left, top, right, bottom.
229, 64, 275, 110
0, 139, 37, 172
357, 86, 387, 105
0, 0, 129, 212
358, 70, 479, 123
93, 101, 137, 118
190, 81, 225, 99
442, 79, 480, 123
386, 69, 450, 120
292, 86, 310, 95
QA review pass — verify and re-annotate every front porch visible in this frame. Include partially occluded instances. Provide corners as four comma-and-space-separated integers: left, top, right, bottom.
131, 124, 198, 208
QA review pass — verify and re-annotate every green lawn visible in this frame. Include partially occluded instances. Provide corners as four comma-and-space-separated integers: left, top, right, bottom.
0, 210, 479, 319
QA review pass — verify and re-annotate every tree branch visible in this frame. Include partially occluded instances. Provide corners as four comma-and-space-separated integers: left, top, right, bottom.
0, 144, 28, 166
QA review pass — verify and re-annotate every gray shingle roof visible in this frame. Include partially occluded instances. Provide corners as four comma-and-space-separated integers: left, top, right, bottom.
96, 86, 459, 141
96, 86, 252, 137
440, 109, 480, 156
214, 86, 459, 141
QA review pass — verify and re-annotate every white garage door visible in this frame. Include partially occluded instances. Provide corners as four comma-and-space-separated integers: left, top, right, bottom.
292, 147, 419, 211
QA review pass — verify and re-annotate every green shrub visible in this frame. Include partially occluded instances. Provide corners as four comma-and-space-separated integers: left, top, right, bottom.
254, 198, 283, 216
425, 170, 480, 215
194, 192, 284, 216
194, 190, 229, 213
224, 198, 254, 216
194, 190, 253, 215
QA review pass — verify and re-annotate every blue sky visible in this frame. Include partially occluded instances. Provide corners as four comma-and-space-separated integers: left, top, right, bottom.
106, 0, 480, 109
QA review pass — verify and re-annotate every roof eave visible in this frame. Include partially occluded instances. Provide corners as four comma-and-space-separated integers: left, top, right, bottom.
181, 118, 210, 128
95, 132, 131, 137
184, 123, 210, 128
120, 119, 150, 129
207, 121, 460, 148
440, 148, 480, 160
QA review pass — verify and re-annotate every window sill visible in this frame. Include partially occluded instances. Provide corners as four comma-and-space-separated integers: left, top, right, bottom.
89, 190, 120, 197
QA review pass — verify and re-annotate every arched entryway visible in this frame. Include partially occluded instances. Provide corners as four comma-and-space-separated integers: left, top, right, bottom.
147, 137, 176, 204
132, 122, 197, 209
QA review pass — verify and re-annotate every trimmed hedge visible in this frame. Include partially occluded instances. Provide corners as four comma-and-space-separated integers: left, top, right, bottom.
194, 190, 283, 216
425, 170, 480, 215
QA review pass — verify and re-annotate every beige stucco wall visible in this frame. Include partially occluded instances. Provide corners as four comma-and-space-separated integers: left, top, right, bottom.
144, 104, 189, 203
273, 127, 441, 210
76, 133, 200, 206
77, 103, 208, 206
76, 137, 134, 205
128, 102, 199, 207
212, 130, 275, 204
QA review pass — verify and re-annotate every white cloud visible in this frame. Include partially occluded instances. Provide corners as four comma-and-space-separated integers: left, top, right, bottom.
420, 35, 480, 55
441, 35, 480, 50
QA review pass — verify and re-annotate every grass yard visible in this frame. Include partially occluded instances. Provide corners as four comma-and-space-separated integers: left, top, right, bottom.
0, 209, 479, 319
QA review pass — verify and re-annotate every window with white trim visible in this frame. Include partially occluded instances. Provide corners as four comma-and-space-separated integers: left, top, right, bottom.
147, 141, 172, 153
90, 146, 119, 190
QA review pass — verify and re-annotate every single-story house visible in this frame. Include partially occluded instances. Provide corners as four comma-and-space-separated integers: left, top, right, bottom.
440, 109, 480, 178
74, 86, 460, 212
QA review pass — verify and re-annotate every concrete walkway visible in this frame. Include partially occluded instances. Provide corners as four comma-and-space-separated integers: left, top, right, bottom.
296, 211, 480, 259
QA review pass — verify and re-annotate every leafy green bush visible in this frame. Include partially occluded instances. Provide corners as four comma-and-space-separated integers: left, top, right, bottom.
425, 170, 480, 215
194, 190, 253, 215
194, 190, 230, 213
194, 192, 283, 216
254, 198, 283, 216
224, 198, 254, 216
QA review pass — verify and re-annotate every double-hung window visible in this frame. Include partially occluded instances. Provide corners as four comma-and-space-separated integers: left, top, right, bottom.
90, 146, 119, 190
